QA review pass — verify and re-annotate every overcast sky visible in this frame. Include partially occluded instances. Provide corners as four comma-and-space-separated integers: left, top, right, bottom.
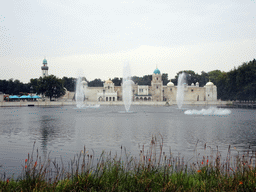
0, 0, 255, 83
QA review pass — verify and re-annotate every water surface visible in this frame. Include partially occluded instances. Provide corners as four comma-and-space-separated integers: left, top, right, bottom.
0, 105, 255, 178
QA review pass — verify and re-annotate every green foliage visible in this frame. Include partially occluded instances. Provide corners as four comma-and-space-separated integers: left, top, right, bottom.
62, 77, 76, 92
111, 77, 122, 86
0, 79, 30, 95
88, 78, 104, 87
132, 75, 152, 85
37, 75, 65, 100
171, 70, 201, 86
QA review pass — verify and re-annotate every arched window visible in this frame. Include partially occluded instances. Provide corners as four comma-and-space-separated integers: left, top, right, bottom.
156, 86, 158, 89
106, 97, 108, 101
156, 77, 158, 80
109, 97, 111, 101
113, 97, 115, 101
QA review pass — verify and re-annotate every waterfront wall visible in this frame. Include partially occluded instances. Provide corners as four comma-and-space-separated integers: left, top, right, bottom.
0, 100, 230, 107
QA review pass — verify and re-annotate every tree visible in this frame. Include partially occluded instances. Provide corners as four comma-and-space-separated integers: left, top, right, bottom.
37, 75, 65, 101
112, 77, 122, 86
199, 71, 209, 86
162, 73, 168, 85
29, 78, 39, 94
171, 70, 200, 86
62, 77, 76, 92
88, 78, 103, 87
132, 75, 152, 85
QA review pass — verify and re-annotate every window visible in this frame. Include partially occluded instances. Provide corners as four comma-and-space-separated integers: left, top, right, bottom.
113, 97, 115, 101
170, 88, 172, 91
106, 97, 108, 101
156, 86, 158, 89
108, 86, 110, 89
156, 77, 158, 80
191, 89, 193, 92
109, 97, 111, 101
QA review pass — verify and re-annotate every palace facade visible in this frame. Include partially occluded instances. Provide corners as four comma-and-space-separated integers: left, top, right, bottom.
71, 68, 217, 103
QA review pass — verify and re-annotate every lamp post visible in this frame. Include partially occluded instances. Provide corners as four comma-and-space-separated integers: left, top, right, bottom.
30, 86, 33, 101
30, 86, 33, 96
103, 89, 105, 101
162, 89, 164, 101
133, 89, 135, 101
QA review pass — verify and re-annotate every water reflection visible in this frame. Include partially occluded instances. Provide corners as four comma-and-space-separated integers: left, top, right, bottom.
39, 115, 57, 153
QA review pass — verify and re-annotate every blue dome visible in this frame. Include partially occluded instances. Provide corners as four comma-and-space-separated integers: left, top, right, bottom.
43, 59, 47, 64
153, 68, 160, 74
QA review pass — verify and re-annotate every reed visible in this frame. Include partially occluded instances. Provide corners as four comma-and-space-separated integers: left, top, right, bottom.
0, 136, 256, 191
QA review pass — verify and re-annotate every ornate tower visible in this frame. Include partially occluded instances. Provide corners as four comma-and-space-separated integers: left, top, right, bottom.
151, 67, 163, 101
41, 58, 49, 78
205, 81, 217, 101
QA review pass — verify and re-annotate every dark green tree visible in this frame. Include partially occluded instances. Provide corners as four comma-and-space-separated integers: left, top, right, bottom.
0, 80, 8, 94
88, 78, 103, 87
62, 77, 76, 92
162, 73, 168, 85
112, 77, 122, 86
29, 78, 39, 95
171, 70, 200, 86
37, 75, 65, 101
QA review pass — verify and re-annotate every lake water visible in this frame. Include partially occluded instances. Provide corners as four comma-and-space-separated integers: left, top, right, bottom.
0, 105, 256, 178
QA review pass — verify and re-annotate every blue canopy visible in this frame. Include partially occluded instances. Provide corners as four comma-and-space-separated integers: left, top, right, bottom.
9, 95, 20, 99
32, 95, 41, 98
20, 95, 29, 98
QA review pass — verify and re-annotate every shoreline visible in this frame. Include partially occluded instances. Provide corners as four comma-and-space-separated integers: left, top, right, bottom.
0, 100, 230, 107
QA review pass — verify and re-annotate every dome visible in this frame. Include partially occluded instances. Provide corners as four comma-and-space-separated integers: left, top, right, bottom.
167, 81, 174, 86
130, 80, 135, 84
206, 81, 214, 86
43, 59, 47, 64
105, 79, 113, 84
153, 68, 160, 74
82, 80, 87, 85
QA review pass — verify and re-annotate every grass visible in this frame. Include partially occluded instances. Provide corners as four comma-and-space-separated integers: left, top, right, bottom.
1, 137, 256, 191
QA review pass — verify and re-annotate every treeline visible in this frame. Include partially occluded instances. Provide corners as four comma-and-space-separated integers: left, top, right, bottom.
170, 59, 256, 101
1, 59, 255, 101
0, 76, 74, 97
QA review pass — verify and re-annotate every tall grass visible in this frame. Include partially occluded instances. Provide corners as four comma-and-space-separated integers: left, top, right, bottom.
1, 137, 256, 191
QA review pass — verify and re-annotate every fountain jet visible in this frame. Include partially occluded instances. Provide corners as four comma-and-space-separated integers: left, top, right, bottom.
75, 76, 85, 108
122, 62, 132, 112
176, 72, 186, 109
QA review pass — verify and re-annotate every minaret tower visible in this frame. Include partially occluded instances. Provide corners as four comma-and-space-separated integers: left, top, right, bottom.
41, 58, 49, 77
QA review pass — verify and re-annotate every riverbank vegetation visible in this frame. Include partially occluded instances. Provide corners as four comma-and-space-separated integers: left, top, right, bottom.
0, 137, 256, 191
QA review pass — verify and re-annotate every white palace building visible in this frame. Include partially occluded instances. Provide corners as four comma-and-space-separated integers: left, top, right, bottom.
71, 68, 217, 105
42, 59, 218, 105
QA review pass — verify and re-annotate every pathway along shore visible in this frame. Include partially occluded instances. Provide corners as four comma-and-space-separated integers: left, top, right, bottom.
0, 100, 229, 107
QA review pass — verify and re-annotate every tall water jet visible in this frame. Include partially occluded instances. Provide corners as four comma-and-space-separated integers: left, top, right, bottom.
75, 76, 85, 108
176, 72, 186, 109
122, 62, 132, 112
